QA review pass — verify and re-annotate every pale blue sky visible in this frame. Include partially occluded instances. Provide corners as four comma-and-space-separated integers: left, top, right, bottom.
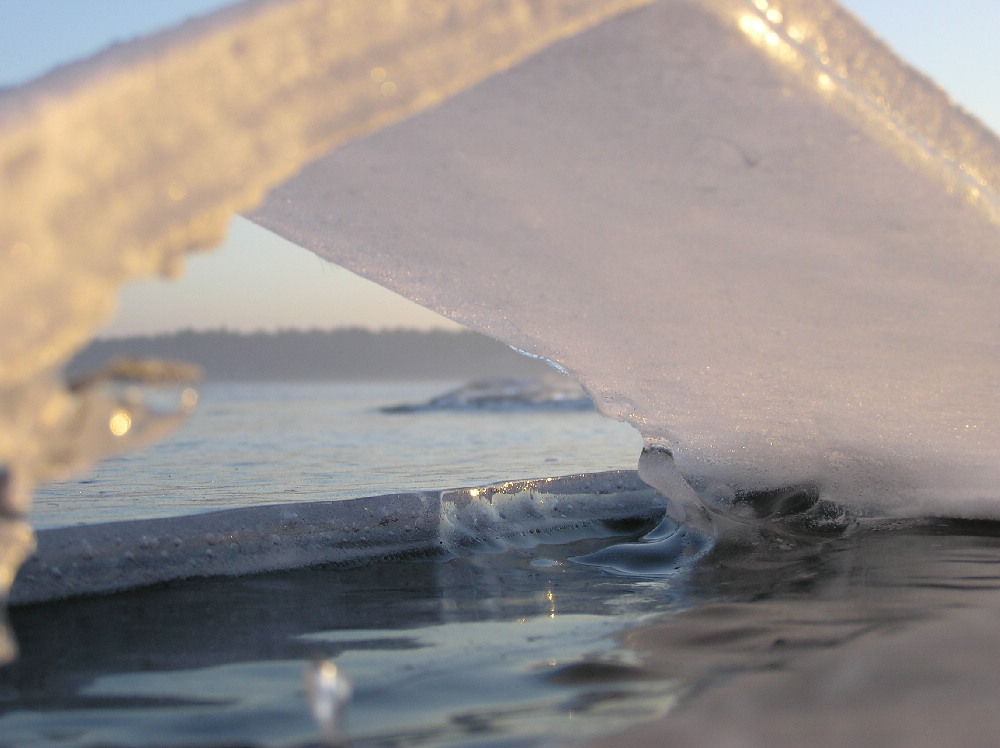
2, 1, 998, 336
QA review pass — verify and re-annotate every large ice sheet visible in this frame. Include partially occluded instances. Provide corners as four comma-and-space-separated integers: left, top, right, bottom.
252, 0, 1000, 516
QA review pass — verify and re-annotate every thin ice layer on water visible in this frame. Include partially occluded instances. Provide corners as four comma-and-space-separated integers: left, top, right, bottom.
252, 0, 1000, 518
10, 473, 665, 605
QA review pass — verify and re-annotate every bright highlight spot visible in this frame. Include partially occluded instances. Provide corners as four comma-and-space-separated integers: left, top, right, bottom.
738, 13, 769, 43
181, 387, 199, 409
109, 409, 132, 437
737, 12, 798, 64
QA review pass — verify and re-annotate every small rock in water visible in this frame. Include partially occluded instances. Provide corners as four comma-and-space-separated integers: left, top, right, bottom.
380, 376, 594, 412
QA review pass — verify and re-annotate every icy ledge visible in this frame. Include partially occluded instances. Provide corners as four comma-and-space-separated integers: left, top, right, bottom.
9, 472, 664, 606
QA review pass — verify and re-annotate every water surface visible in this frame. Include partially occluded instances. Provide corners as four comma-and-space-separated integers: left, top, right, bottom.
5, 511, 1000, 746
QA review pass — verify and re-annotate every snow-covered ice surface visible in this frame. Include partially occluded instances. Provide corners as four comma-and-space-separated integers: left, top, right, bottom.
253, 0, 1000, 519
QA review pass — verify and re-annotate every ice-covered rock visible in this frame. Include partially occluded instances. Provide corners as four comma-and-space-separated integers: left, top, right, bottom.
381, 376, 594, 413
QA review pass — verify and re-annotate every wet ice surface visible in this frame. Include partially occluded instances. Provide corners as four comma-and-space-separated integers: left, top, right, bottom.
5, 513, 1000, 746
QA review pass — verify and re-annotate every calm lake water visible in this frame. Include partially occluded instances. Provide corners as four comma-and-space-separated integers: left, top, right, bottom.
5, 382, 1000, 747
31, 381, 643, 529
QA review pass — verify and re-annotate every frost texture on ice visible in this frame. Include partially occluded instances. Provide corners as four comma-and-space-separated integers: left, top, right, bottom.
252, 0, 1000, 516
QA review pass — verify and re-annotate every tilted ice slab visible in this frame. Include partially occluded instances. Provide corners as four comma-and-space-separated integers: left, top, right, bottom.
252, 0, 1000, 516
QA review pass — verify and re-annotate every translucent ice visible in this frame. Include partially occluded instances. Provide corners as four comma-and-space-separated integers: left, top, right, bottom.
252, 0, 1000, 517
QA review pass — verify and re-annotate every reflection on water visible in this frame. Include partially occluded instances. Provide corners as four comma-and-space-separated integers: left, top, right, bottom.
0, 522, 682, 747
602, 517, 1000, 746
5, 515, 1000, 746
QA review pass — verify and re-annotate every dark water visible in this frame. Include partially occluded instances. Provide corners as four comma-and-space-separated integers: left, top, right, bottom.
0, 518, 679, 747
5, 513, 1000, 747
594, 516, 1000, 747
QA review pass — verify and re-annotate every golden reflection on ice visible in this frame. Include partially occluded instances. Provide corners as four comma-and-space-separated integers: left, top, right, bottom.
737, 2, 998, 221
738, 13, 768, 44
737, 11, 798, 65
750, 0, 784, 24
108, 409, 133, 437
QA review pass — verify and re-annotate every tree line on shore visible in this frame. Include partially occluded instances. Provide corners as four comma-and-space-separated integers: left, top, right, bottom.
66, 328, 556, 382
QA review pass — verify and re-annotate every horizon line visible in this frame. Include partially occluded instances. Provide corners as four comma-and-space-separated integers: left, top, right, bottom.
92, 324, 478, 342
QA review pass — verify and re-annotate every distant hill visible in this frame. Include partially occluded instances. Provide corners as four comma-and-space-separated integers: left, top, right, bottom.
66, 328, 559, 382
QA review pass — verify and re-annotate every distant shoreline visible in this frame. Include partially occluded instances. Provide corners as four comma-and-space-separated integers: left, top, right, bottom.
66, 328, 557, 382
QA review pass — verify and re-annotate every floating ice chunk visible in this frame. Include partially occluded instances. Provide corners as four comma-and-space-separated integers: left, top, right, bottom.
381, 376, 594, 413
